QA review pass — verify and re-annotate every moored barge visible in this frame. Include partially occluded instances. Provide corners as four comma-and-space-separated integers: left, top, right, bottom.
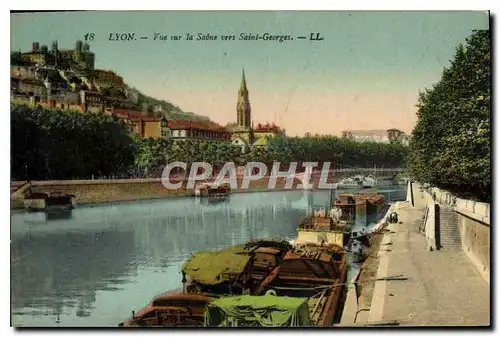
119, 290, 212, 327
334, 191, 385, 215
296, 194, 358, 247
194, 181, 231, 198
24, 191, 74, 212
357, 191, 386, 214
296, 209, 351, 247
182, 239, 292, 295
254, 243, 348, 326
119, 239, 292, 327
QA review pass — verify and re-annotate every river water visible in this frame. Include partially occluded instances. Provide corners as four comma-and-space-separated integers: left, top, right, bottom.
11, 187, 406, 327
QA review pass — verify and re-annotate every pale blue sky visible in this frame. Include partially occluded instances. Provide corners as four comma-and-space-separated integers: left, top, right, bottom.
11, 11, 489, 135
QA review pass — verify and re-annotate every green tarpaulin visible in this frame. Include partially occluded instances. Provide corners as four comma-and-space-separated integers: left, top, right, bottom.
204, 293, 311, 327
182, 250, 251, 285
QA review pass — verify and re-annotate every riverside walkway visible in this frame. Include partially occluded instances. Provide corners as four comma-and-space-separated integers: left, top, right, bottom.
366, 185, 490, 326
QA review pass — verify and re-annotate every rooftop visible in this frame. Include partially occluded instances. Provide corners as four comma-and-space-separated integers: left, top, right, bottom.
168, 120, 227, 132
254, 122, 283, 133
252, 137, 270, 147
113, 108, 144, 119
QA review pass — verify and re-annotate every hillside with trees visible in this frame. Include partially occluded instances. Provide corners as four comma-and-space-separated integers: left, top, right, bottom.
134, 87, 212, 122
407, 30, 490, 201
100, 84, 212, 123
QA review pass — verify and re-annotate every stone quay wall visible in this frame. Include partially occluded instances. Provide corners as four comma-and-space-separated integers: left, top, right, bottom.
11, 176, 302, 208
412, 183, 490, 284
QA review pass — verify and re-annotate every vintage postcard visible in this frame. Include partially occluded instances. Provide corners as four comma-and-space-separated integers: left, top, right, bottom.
10, 10, 490, 328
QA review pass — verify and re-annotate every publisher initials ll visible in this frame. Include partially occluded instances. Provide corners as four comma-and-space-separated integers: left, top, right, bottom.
310, 33, 324, 41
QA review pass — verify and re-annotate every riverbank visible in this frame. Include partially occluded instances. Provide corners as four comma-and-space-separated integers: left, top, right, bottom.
354, 229, 387, 322
339, 202, 394, 326
364, 195, 489, 326
10, 177, 304, 210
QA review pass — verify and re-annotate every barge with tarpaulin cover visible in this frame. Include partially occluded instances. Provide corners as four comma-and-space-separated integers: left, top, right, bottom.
182, 239, 292, 295
204, 292, 311, 327
119, 239, 292, 327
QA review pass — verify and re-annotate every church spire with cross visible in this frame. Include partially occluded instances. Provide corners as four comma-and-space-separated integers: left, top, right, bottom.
237, 68, 251, 128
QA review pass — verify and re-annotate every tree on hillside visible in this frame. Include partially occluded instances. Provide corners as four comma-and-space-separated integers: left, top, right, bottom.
11, 105, 137, 180
407, 30, 490, 201
11, 51, 29, 66
135, 137, 173, 174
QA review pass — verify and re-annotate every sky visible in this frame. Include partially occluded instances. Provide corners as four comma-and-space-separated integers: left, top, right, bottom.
11, 11, 489, 136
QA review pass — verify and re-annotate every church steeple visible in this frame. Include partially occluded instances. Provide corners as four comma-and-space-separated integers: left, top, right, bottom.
240, 69, 247, 92
237, 68, 251, 128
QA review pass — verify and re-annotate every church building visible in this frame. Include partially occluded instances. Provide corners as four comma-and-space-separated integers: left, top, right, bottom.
229, 69, 285, 150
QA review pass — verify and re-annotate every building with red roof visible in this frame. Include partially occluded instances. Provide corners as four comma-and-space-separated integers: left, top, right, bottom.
167, 120, 231, 141
109, 107, 231, 141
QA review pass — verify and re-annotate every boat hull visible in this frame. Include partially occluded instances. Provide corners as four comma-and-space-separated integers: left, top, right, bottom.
256, 245, 348, 326
119, 290, 212, 327
296, 229, 346, 247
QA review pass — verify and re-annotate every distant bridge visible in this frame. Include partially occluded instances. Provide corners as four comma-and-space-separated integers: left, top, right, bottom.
299, 167, 406, 179
328, 167, 404, 173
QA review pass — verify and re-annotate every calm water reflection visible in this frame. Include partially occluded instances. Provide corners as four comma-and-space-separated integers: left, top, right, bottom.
11, 188, 406, 327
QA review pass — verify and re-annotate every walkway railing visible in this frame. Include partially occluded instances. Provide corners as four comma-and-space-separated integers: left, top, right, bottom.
419, 205, 429, 234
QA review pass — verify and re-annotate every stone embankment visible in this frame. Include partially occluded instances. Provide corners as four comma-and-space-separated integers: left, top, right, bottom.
415, 183, 490, 283
11, 176, 303, 209
340, 182, 490, 327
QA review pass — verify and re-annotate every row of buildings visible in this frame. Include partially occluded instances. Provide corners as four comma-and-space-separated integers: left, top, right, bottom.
10, 41, 285, 148
11, 40, 134, 114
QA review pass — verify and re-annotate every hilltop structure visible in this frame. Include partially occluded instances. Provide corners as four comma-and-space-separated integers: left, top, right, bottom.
11, 40, 132, 113
20, 40, 95, 71
11, 40, 229, 140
